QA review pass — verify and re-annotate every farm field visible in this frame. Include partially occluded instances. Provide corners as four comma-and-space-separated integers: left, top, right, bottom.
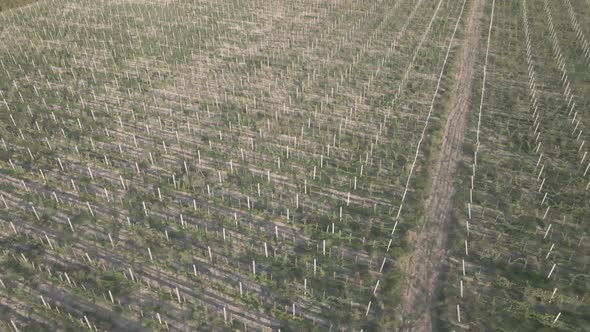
439, 0, 590, 331
0, 0, 588, 331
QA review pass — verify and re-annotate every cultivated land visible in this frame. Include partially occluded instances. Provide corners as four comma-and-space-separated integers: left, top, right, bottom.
0, 0, 588, 331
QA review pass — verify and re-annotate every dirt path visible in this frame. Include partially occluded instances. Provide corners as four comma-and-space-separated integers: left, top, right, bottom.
399, 0, 485, 331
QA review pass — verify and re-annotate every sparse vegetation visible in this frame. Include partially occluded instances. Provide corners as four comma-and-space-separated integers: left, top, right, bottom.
0, 0, 38, 12
439, 0, 590, 331
0, 0, 588, 331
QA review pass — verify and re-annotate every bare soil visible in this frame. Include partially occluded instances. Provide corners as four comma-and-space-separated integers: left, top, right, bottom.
399, 0, 485, 330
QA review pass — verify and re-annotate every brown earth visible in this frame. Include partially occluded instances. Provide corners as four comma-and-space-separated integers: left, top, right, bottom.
399, 0, 485, 330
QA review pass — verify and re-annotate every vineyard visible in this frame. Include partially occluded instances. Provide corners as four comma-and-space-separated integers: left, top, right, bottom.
440, 0, 590, 331
0, 0, 588, 331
